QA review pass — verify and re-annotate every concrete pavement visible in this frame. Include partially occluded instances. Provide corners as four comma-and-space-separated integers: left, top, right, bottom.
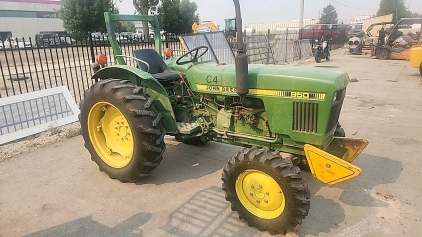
1, 51, 421, 237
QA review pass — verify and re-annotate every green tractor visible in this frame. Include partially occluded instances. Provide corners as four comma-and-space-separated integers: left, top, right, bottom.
79, 1, 368, 234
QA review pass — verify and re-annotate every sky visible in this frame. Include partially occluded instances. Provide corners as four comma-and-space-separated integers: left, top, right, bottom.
115, 0, 422, 28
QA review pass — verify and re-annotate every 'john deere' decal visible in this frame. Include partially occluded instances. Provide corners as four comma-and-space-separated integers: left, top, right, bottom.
196, 84, 326, 101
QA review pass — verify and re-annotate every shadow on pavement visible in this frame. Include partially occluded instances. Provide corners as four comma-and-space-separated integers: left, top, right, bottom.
299, 195, 345, 237
298, 153, 402, 236
314, 65, 340, 68
337, 154, 403, 207
160, 186, 264, 237
25, 212, 151, 237
137, 138, 242, 185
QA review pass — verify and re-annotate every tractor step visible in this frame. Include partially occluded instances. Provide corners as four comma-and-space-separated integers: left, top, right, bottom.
177, 122, 201, 135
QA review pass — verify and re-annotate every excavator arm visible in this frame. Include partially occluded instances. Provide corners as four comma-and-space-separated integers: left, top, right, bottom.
192, 21, 219, 33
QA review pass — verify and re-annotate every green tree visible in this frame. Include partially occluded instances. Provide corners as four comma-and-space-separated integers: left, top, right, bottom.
376, 0, 411, 20
114, 21, 136, 33
121, 22, 136, 32
178, 0, 199, 33
112, 8, 136, 33
59, 0, 114, 38
157, 0, 199, 34
133, 0, 159, 38
319, 4, 338, 24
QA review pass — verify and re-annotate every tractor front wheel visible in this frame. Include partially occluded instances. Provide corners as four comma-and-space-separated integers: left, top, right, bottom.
79, 79, 166, 182
222, 147, 310, 235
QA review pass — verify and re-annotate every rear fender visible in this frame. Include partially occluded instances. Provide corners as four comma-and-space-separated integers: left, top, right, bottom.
92, 65, 177, 133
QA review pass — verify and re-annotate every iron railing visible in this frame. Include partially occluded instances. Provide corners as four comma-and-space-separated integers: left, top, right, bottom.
0, 33, 182, 103
255, 28, 348, 50
1, 30, 346, 102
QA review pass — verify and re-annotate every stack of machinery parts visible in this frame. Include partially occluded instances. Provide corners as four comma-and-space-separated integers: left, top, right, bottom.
348, 30, 366, 55
371, 18, 422, 60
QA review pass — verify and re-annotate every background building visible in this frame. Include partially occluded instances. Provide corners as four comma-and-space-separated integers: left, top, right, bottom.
247, 19, 319, 33
349, 15, 371, 26
0, 0, 64, 40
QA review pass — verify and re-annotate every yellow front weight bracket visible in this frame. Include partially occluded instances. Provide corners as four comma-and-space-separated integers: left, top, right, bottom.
303, 138, 368, 184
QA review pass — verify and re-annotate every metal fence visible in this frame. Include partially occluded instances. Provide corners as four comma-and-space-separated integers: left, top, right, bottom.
256, 28, 348, 49
245, 28, 347, 65
1, 30, 344, 102
244, 29, 313, 65
245, 34, 275, 65
0, 33, 182, 103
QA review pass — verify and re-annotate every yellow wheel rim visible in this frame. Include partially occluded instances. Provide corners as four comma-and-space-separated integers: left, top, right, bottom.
87, 102, 134, 168
235, 169, 285, 219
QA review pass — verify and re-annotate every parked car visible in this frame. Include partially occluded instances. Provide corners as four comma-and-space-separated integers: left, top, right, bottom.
299, 24, 351, 43
35, 33, 61, 47
91, 32, 107, 43
60, 36, 76, 45
0, 38, 17, 48
15, 37, 32, 48
118, 32, 141, 43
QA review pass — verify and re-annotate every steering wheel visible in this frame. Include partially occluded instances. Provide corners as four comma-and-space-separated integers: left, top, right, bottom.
176, 46, 209, 65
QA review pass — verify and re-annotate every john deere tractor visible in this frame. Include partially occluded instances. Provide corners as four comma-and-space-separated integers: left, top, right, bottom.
79, 0, 368, 234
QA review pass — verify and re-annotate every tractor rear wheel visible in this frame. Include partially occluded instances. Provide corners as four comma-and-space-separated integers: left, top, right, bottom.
222, 147, 310, 235
79, 79, 166, 182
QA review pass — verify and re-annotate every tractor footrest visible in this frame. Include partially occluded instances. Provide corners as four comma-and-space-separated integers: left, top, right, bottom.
177, 122, 201, 135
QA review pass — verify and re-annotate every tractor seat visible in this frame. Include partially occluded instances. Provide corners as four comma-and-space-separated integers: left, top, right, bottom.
133, 49, 181, 82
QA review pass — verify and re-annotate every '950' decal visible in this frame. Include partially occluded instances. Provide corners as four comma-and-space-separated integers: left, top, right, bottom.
196, 84, 325, 101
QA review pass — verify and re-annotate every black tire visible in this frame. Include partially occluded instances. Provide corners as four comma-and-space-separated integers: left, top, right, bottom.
222, 147, 310, 235
326, 51, 330, 61
79, 79, 166, 182
377, 48, 390, 60
419, 63, 422, 76
314, 51, 322, 63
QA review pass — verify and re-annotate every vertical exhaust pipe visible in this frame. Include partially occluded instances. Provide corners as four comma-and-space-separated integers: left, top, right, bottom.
233, 0, 249, 100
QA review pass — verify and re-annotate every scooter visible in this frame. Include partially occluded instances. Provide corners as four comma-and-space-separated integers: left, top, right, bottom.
314, 37, 331, 63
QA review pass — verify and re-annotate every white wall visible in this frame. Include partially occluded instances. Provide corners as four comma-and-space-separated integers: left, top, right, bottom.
0, 0, 59, 11
362, 14, 394, 36
0, 0, 64, 39
0, 17, 64, 39
247, 20, 319, 33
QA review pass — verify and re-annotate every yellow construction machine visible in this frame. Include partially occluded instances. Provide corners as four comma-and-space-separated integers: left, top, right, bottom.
192, 21, 219, 33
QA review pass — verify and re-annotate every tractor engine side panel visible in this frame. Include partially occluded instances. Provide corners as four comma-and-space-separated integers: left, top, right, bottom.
184, 63, 348, 146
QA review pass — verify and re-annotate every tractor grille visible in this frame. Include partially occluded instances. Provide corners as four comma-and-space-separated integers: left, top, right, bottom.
326, 89, 346, 133
293, 102, 318, 133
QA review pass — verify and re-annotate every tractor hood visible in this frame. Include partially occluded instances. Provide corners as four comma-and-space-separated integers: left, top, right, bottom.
184, 62, 349, 96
